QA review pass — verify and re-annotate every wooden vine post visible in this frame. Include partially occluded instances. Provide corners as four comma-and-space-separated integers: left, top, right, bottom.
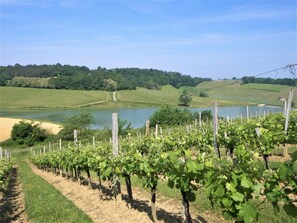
284, 89, 294, 158
74, 130, 78, 146
155, 124, 158, 138
283, 100, 287, 116
212, 102, 220, 158
146, 120, 150, 137
92, 136, 95, 149
73, 130, 79, 179
199, 112, 202, 128
112, 113, 121, 201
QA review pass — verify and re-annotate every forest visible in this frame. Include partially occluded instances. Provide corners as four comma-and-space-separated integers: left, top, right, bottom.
0, 64, 211, 90
241, 76, 296, 86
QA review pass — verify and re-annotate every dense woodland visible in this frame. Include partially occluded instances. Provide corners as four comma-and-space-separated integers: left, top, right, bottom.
1, 64, 295, 91
241, 76, 297, 86
0, 64, 211, 90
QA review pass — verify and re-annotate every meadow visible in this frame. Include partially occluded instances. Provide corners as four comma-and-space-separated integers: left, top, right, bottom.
0, 81, 296, 109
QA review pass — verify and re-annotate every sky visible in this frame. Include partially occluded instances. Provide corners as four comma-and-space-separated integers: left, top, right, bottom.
0, 0, 296, 79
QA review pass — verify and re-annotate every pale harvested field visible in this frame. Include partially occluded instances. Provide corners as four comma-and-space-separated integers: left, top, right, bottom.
0, 117, 63, 142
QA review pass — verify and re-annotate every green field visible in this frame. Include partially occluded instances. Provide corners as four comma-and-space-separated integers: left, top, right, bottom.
0, 87, 109, 108
196, 80, 297, 107
117, 85, 228, 107
0, 82, 296, 109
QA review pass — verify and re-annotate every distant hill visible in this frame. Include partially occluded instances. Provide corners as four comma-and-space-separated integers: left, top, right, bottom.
0, 64, 211, 90
195, 80, 296, 107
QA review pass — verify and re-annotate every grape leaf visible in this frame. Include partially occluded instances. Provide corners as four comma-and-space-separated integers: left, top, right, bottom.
241, 177, 253, 188
232, 192, 244, 202
238, 203, 257, 223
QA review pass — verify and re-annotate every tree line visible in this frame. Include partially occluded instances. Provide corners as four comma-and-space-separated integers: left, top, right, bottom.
0, 64, 211, 90
241, 76, 296, 86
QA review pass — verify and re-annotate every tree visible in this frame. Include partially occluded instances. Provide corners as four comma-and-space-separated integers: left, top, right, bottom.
149, 105, 192, 127
0, 73, 8, 86
103, 79, 117, 91
118, 117, 132, 136
179, 90, 192, 106
58, 111, 95, 140
11, 121, 48, 146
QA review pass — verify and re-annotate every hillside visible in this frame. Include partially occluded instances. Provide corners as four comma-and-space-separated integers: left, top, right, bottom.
195, 80, 296, 107
1, 82, 295, 109
0, 86, 227, 109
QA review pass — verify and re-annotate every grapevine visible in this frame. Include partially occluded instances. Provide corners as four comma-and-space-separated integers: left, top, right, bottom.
31, 111, 297, 223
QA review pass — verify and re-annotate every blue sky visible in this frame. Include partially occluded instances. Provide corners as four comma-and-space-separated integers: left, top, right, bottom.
0, 0, 296, 79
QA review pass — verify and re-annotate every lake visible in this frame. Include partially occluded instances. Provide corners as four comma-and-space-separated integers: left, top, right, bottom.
0, 106, 283, 129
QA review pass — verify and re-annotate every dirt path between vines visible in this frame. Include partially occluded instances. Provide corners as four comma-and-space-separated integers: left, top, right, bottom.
0, 167, 27, 223
30, 164, 225, 223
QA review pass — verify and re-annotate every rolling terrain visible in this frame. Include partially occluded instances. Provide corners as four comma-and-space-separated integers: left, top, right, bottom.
0, 81, 296, 109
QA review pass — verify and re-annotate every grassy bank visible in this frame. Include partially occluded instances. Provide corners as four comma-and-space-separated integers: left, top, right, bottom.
14, 149, 92, 223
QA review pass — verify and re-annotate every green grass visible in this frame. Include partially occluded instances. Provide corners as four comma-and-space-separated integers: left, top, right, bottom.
123, 174, 296, 223
0, 86, 108, 108
1, 82, 296, 109
117, 85, 228, 107
196, 81, 297, 107
271, 146, 297, 157
14, 149, 93, 223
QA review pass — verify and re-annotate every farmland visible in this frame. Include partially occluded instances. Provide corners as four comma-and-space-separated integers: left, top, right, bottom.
1, 81, 296, 223
1, 81, 296, 109
28, 111, 297, 223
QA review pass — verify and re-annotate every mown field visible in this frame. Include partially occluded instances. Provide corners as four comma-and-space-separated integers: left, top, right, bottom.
196, 80, 297, 106
0, 81, 296, 109
0, 87, 109, 108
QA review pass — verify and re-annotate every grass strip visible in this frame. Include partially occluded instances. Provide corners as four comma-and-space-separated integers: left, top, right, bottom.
16, 150, 93, 223
125, 173, 296, 223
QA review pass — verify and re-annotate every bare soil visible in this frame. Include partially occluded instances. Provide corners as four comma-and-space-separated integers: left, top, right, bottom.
30, 164, 226, 223
0, 167, 28, 223
0, 117, 63, 142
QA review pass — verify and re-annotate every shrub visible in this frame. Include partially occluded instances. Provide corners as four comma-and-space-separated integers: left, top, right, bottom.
58, 111, 95, 140
149, 105, 192, 127
11, 121, 48, 146
192, 110, 213, 122
199, 92, 209, 97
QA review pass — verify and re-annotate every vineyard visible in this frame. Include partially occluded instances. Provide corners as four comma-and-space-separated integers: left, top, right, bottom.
30, 111, 297, 223
0, 159, 13, 191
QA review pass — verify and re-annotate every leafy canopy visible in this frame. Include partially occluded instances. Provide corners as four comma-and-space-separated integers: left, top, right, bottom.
149, 105, 192, 127
58, 111, 95, 140
11, 121, 48, 146
179, 90, 192, 106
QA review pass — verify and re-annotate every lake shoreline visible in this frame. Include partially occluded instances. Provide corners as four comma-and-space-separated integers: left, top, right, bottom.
0, 105, 283, 131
